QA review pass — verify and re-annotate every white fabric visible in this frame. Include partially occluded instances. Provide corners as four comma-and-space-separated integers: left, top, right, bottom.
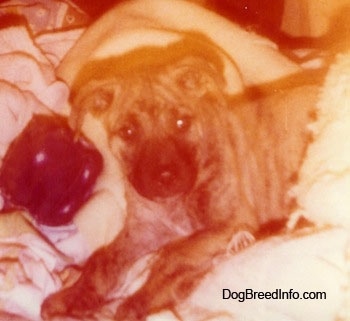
57, 0, 300, 90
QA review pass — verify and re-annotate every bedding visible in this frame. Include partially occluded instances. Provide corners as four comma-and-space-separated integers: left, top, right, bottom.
0, 0, 348, 320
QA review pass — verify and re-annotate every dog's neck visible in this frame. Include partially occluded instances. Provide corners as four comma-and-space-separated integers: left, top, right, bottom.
125, 183, 200, 239
232, 83, 319, 224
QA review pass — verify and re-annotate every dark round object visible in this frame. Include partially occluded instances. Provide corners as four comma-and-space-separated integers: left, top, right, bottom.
0, 114, 103, 226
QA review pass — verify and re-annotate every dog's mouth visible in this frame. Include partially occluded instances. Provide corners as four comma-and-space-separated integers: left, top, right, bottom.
127, 139, 197, 199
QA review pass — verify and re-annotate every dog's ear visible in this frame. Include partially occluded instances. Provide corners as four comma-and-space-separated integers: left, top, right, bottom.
68, 105, 83, 137
68, 90, 85, 136
68, 85, 115, 136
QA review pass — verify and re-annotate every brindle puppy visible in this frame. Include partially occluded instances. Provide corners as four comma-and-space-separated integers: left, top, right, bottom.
41, 40, 319, 321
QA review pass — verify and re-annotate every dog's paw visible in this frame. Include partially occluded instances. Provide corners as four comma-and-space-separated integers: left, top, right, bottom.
115, 293, 148, 321
226, 230, 255, 254
41, 286, 102, 320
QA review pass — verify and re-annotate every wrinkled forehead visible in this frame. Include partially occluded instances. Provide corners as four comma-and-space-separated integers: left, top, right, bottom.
71, 33, 243, 98
72, 53, 227, 119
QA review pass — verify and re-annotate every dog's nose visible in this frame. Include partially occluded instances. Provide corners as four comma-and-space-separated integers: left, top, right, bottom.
129, 140, 197, 199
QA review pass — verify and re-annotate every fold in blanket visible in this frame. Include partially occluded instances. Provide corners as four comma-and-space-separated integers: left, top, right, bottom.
0, 25, 70, 159
57, 0, 301, 88
292, 52, 350, 229
0, 214, 69, 320
151, 228, 349, 321
0, 18, 90, 321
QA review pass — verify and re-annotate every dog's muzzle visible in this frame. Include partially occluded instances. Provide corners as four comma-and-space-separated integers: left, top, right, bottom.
128, 139, 197, 199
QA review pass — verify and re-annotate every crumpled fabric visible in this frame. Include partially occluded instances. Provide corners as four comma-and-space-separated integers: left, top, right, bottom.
0, 4, 88, 320
0, 25, 71, 158
0, 211, 90, 321
292, 51, 350, 229
154, 228, 349, 321
0, 0, 89, 35
0, 234, 66, 320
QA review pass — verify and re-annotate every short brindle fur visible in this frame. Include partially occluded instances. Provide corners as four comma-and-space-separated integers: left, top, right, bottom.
41, 41, 319, 320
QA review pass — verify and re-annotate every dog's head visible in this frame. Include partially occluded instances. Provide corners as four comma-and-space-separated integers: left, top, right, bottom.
69, 37, 232, 200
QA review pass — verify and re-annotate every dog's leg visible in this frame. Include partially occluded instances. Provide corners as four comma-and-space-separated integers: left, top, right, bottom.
41, 215, 173, 319
114, 222, 255, 321
114, 83, 320, 321
40, 232, 131, 319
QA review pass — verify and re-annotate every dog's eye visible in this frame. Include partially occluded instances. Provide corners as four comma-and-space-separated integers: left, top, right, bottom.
175, 115, 192, 132
117, 121, 139, 141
